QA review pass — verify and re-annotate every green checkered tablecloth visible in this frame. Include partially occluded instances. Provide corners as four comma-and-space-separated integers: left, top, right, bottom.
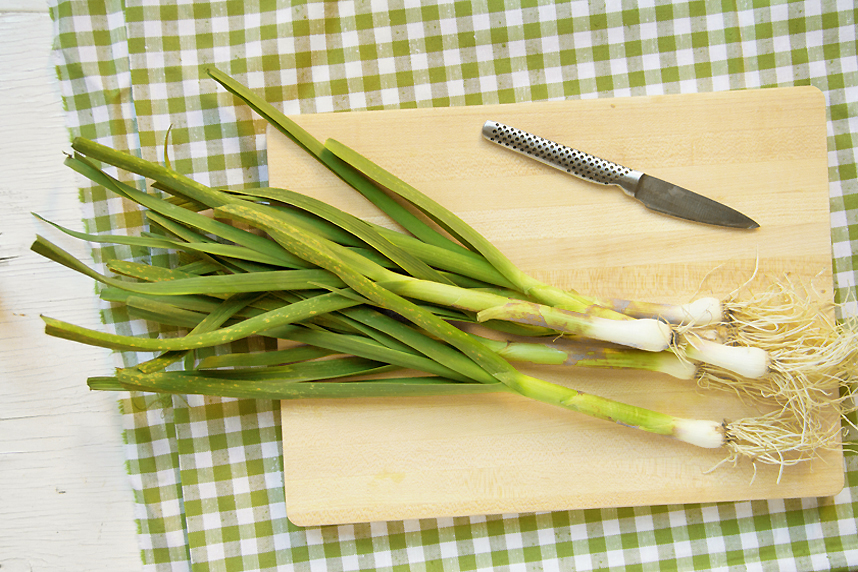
49, 1, 857, 570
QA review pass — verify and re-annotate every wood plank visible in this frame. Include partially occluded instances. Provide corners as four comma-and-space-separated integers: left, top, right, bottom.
269, 87, 840, 526
0, 11, 142, 570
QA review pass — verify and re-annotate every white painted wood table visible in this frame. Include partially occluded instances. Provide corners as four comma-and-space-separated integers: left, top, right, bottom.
0, 3, 142, 570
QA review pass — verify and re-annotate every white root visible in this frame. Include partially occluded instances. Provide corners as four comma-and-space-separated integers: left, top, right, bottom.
719, 407, 844, 483
679, 278, 858, 476
692, 280, 858, 419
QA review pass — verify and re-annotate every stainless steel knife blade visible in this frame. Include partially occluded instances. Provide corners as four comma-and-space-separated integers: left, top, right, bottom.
481, 120, 759, 229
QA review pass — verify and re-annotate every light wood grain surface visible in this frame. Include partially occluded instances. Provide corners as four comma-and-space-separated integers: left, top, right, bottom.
270, 87, 841, 526
0, 7, 142, 571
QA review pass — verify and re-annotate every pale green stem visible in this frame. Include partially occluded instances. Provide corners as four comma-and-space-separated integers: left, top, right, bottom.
504, 372, 725, 448
472, 335, 697, 380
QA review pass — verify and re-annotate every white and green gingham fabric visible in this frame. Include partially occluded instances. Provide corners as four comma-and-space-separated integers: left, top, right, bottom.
49, 1, 858, 570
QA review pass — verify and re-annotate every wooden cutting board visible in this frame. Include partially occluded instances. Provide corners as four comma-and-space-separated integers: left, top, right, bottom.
267, 87, 840, 526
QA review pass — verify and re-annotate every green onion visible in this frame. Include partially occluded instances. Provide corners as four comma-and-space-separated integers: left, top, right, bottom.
92, 373, 512, 400
208, 202, 732, 448
26, 67, 854, 473
43, 291, 361, 351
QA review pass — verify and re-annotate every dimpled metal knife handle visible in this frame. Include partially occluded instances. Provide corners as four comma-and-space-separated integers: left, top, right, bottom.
482, 120, 643, 195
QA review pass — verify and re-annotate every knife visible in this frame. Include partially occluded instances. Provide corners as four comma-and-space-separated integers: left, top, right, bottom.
481, 120, 759, 229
